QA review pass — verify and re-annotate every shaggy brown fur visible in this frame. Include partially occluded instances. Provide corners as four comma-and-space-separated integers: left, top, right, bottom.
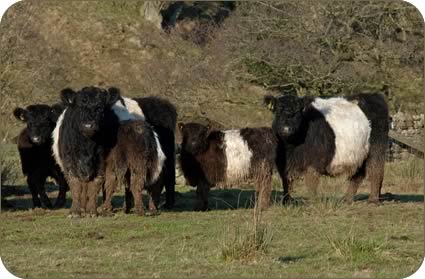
102, 120, 164, 216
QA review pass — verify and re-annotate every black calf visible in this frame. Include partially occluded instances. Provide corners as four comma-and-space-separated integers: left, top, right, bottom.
13, 104, 68, 208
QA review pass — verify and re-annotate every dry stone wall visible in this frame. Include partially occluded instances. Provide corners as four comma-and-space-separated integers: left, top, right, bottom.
388, 112, 424, 161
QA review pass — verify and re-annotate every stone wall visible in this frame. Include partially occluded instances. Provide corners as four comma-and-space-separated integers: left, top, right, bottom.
388, 112, 424, 161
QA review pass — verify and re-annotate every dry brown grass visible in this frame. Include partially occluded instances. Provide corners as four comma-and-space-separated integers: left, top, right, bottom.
221, 199, 273, 262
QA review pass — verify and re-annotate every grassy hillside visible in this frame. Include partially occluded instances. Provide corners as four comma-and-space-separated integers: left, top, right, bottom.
0, 1, 271, 142
0, 0, 423, 142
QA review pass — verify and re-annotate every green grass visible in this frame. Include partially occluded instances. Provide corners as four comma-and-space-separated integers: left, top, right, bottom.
1, 184, 423, 278
1, 148, 424, 278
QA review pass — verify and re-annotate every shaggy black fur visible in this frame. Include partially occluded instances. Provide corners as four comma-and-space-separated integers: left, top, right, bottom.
57, 87, 120, 216
133, 96, 177, 209
13, 104, 68, 208
179, 122, 277, 211
264, 93, 389, 203
59, 87, 120, 181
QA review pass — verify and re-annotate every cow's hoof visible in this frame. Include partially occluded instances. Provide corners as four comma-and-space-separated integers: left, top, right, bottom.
53, 204, 63, 209
88, 213, 98, 218
282, 196, 294, 205
379, 192, 394, 201
342, 196, 354, 204
367, 199, 380, 205
99, 210, 114, 217
67, 212, 81, 218
45, 204, 53, 210
193, 206, 209, 212
53, 200, 66, 209
145, 210, 160, 217
123, 207, 131, 214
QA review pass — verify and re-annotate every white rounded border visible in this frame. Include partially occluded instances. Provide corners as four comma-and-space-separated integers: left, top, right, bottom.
0, 0, 423, 279
0, 0, 21, 22
0, 1, 24, 277
0, 3, 24, 279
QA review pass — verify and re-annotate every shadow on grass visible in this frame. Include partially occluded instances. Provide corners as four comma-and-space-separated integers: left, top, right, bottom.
1, 185, 293, 212
171, 188, 298, 212
2, 184, 423, 213
354, 192, 424, 203
1, 183, 71, 211
1, 183, 64, 196
277, 255, 306, 263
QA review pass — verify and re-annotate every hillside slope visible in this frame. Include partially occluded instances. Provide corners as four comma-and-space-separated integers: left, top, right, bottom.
0, 1, 423, 142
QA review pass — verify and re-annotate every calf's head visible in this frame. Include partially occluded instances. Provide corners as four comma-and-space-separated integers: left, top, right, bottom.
13, 104, 63, 145
264, 95, 306, 139
61, 86, 120, 138
178, 122, 211, 155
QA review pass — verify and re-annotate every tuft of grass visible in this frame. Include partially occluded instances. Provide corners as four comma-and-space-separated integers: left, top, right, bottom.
221, 203, 273, 262
326, 233, 385, 261
307, 195, 345, 214
221, 223, 273, 262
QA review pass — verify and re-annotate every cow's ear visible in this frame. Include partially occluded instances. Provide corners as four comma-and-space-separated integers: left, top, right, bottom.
50, 104, 64, 121
106, 87, 120, 106
263, 95, 276, 112
13, 107, 28, 122
301, 97, 312, 112
177, 122, 185, 131
61, 88, 76, 106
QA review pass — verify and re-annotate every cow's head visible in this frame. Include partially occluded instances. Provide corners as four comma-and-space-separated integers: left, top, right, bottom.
178, 122, 211, 155
264, 95, 307, 139
61, 86, 120, 138
13, 104, 64, 145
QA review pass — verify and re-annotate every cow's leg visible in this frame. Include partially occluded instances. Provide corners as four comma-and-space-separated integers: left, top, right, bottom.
124, 187, 133, 214
276, 164, 293, 204
102, 171, 117, 213
147, 183, 162, 216
80, 182, 88, 215
52, 171, 68, 208
281, 175, 294, 204
68, 177, 83, 218
29, 173, 52, 209
365, 147, 386, 204
27, 174, 42, 208
130, 173, 144, 216
86, 176, 103, 217
305, 168, 320, 196
194, 181, 209, 211
344, 163, 366, 203
164, 154, 176, 209
102, 187, 106, 204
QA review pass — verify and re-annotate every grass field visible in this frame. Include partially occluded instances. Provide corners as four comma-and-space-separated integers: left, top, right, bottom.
0, 148, 424, 278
